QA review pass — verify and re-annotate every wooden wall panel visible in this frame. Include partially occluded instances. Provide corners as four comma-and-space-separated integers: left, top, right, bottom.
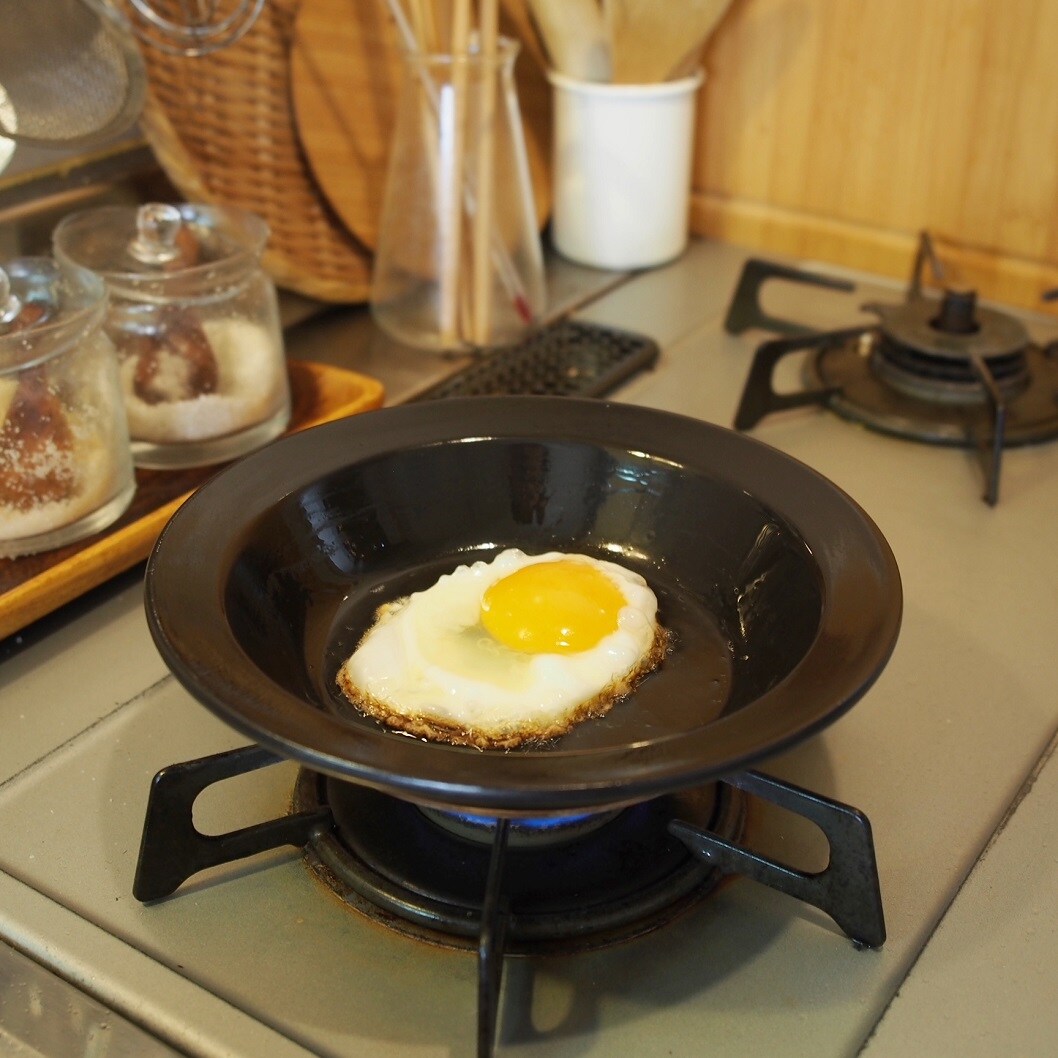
688, 0, 1058, 309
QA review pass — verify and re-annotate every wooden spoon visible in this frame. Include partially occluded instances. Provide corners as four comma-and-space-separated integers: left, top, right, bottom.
0, 367, 76, 509
119, 219, 220, 406
0, 304, 74, 510
604, 0, 732, 83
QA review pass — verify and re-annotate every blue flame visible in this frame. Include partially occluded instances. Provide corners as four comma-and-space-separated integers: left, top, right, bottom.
453, 810, 598, 830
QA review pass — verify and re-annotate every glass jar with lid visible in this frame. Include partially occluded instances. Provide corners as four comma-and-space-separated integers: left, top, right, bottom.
54, 202, 290, 469
0, 258, 134, 558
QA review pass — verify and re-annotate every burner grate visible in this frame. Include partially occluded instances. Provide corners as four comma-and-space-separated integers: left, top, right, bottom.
134, 745, 886, 1058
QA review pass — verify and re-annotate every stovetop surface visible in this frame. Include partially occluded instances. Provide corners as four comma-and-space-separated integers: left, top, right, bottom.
2, 240, 1058, 1057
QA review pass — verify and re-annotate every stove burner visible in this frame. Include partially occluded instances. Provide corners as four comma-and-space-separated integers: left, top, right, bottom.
725, 244, 1058, 505
867, 290, 1032, 404
294, 774, 743, 952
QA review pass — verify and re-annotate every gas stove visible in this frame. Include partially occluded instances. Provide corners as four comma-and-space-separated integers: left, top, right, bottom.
726, 234, 1058, 504
2, 238, 1058, 1057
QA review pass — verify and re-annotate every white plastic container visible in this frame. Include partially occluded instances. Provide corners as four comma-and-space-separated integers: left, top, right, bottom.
548, 69, 704, 271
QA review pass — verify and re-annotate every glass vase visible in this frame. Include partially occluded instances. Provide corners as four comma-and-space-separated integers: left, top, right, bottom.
371, 39, 546, 352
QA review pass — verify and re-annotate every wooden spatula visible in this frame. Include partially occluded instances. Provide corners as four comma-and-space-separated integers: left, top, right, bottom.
604, 0, 732, 83
527, 0, 611, 80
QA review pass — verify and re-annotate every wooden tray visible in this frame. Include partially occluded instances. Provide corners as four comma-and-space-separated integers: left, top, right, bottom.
0, 361, 384, 640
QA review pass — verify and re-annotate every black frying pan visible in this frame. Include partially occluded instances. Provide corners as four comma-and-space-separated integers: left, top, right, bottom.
144, 397, 901, 814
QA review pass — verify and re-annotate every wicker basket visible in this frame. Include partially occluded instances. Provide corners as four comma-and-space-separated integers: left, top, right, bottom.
136, 0, 372, 303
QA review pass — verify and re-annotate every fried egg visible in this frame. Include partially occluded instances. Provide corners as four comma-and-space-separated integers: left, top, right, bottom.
336, 549, 666, 748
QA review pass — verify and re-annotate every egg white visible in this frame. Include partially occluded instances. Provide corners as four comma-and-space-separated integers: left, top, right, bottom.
337, 549, 663, 744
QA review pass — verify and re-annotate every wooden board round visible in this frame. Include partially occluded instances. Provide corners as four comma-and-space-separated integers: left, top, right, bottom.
290, 0, 552, 251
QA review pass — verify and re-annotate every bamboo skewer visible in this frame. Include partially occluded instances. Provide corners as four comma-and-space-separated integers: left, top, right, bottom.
438, 0, 472, 345
407, 0, 437, 51
471, 0, 499, 344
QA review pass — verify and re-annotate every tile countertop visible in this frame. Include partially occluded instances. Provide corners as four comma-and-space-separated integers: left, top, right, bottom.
863, 729, 1058, 1056
0, 237, 1057, 1057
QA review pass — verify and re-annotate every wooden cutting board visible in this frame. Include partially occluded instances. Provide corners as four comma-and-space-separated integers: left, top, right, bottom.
290, 0, 552, 251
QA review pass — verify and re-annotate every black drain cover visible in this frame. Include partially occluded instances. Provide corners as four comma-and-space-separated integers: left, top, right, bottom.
417, 319, 659, 400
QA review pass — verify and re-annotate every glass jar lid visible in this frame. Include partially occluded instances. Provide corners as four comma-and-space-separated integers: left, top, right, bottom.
0, 257, 106, 373
53, 202, 269, 303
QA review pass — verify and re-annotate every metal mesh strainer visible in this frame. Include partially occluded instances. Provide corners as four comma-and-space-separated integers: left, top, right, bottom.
0, 0, 146, 149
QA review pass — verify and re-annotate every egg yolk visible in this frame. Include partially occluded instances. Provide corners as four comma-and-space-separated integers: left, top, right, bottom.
479, 560, 625, 653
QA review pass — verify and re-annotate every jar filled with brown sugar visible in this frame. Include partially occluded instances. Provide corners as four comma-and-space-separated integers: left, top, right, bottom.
54, 203, 290, 469
0, 258, 134, 558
